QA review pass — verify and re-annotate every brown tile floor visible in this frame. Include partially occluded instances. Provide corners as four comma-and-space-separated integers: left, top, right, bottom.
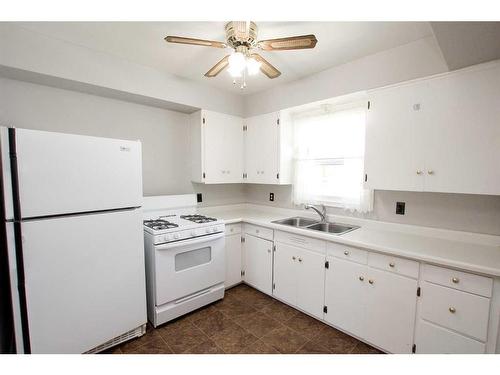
102, 284, 383, 354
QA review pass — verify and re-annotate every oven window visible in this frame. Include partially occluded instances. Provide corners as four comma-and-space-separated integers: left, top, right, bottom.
175, 247, 212, 271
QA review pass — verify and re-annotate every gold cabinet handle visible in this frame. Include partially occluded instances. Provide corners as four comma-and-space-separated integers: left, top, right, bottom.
344, 250, 349, 256
427, 170, 434, 175
368, 279, 374, 285
389, 262, 395, 268
452, 277, 459, 284
449, 307, 456, 313
416, 170, 423, 175
359, 276, 364, 281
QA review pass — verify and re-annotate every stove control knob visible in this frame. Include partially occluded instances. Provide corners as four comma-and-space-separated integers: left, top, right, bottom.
190, 231, 196, 237
173, 233, 180, 240
212, 227, 217, 233
205, 228, 211, 234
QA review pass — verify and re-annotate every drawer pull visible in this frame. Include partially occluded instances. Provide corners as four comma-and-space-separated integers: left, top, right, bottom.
298, 258, 302, 263
230, 228, 234, 232
452, 277, 460, 284
389, 262, 395, 268
256, 229, 260, 233
449, 307, 456, 314
368, 279, 374, 285
292, 256, 296, 261
359, 276, 364, 281
344, 250, 349, 256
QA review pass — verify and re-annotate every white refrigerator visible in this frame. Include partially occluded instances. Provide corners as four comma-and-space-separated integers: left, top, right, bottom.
0, 127, 147, 354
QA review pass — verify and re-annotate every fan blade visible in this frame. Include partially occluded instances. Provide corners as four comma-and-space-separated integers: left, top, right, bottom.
204, 55, 230, 77
165, 36, 227, 49
257, 34, 317, 51
250, 53, 281, 79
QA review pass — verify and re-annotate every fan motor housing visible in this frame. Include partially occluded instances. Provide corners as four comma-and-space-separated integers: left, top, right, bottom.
225, 21, 258, 49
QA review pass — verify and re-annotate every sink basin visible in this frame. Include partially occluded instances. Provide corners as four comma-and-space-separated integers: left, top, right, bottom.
306, 222, 359, 235
272, 217, 319, 227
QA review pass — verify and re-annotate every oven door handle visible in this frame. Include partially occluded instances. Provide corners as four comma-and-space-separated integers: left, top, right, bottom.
155, 232, 225, 250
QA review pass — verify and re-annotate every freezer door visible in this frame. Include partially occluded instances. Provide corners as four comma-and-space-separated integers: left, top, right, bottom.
20, 209, 146, 353
14, 128, 142, 218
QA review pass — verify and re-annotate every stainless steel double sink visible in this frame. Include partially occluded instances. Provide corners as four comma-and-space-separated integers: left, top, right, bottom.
271, 216, 359, 235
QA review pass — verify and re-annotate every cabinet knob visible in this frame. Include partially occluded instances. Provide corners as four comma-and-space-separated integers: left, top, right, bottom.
256, 229, 260, 233
267, 249, 271, 253
449, 307, 456, 314
344, 250, 349, 256
416, 170, 423, 175
389, 262, 395, 268
452, 277, 459, 284
368, 279, 374, 285
427, 170, 434, 175
298, 258, 302, 262
359, 276, 364, 281
292, 256, 296, 261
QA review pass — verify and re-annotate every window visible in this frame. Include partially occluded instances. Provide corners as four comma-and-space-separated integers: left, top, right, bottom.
291, 102, 373, 213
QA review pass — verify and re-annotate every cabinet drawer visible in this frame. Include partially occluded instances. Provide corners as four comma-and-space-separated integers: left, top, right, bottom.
420, 281, 490, 341
225, 223, 242, 236
422, 264, 493, 297
327, 242, 367, 264
415, 320, 485, 354
274, 231, 326, 253
244, 224, 273, 241
368, 252, 419, 279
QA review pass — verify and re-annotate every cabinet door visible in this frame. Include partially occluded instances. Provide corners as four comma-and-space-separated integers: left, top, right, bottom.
204, 110, 244, 183
244, 112, 279, 184
324, 257, 367, 338
364, 268, 417, 353
365, 83, 427, 191
422, 66, 500, 195
296, 248, 326, 319
243, 234, 273, 295
225, 234, 242, 288
273, 242, 298, 306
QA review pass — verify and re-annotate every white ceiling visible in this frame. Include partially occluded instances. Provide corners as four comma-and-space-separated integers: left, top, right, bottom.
16, 22, 434, 95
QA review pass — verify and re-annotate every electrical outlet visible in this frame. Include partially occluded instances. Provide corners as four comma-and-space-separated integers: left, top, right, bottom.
396, 201, 405, 215
269, 192, 275, 202
196, 193, 203, 203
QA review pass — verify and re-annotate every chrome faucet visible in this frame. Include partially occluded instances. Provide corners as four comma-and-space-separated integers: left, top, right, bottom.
304, 204, 327, 223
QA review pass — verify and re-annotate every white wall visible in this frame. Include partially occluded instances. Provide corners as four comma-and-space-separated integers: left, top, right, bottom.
244, 37, 448, 116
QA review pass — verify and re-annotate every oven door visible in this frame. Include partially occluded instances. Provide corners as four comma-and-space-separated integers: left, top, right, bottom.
154, 233, 225, 306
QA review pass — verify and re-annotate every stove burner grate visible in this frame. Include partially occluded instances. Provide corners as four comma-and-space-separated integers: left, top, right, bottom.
143, 219, 179, 230
180, 214, 217, 224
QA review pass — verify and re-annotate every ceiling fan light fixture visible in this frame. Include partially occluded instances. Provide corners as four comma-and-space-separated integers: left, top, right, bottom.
246, 57, 261, 76
228, 52, 246, 77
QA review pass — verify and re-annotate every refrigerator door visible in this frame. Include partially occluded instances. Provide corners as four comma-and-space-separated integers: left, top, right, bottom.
13, 128, 142, 218
20, 209, 146, 353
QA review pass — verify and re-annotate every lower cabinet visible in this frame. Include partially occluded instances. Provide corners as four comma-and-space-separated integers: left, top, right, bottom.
274, 241, 325, 319
324, 257, 366, 338
243, 233, 273, 295
224, 228, 242, 288
364, 267, 418, 354
324, 255, 418, 353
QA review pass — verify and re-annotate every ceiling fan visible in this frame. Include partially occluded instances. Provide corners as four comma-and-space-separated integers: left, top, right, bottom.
165, 21, 318, 88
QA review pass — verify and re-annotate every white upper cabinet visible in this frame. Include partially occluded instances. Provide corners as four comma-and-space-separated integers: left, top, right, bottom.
364, 81, 427, 192
365, 63, 500, 195
422, 66, 500, 195
244, 111, 293, 185
190, 110, 244, 184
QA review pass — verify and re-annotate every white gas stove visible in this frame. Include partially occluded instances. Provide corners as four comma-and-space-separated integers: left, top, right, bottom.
142, 195, 226, 327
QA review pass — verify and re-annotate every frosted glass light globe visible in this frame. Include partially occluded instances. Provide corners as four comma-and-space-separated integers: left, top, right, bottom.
228, 52, 246, 77
246, 57, 261, 76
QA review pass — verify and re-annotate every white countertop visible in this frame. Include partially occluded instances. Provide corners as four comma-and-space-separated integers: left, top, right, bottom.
199, 204, 500, 277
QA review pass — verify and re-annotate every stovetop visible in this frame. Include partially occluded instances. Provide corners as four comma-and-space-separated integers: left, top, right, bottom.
143, 213, 223, 235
